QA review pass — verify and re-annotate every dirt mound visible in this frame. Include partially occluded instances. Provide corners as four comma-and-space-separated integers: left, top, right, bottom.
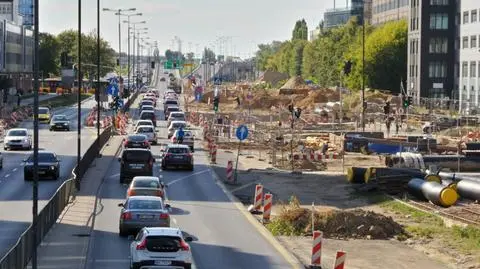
259, 70, 289, 86
295, 89, 340, 109
280, 76, 306, 90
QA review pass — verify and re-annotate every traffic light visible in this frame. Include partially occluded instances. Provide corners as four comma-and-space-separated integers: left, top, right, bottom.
383, 102, 390, 115
408, 96, 413, 106
116, 58, 120, 66
151, 61, 155, 69
343, 60, 352, 76
213, 96, 219, 112
173, 60, 177, 69
403, 95, 412, 108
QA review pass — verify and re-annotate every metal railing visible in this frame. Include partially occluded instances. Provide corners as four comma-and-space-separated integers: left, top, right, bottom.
0, 126, 113, 269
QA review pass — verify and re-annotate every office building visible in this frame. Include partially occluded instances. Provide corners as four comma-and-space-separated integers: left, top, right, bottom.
371, 0, 409, 25
324, 0, 365, 29
459, 0, 480, 113
407, 0, 457, 104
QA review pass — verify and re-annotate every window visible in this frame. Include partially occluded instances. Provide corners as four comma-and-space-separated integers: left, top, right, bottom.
430, 13, 449, 29
430, 0, 448, 5
429, 38, 448, 53
462, 61, 468, 77
471, 62, 477, 78
428, 61, 447, 78
463, 36, 469, 49
464, 11, 469, 24
471, 36, 477, 48
472, 10, 478, 22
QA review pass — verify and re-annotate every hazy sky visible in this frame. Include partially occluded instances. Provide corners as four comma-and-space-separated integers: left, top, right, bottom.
38, 0, 343, 58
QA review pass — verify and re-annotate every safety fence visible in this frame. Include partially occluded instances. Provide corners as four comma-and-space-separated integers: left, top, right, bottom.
0, 106, 33, 137
0, 126, 113, 269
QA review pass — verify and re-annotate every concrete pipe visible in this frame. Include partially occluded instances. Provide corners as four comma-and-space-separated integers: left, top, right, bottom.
346, 167, 367, 184
408, 178, 458, 207
456, 180, 480, 201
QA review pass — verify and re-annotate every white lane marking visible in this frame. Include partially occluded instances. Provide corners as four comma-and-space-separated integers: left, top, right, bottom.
172, 218, 177, 225
12, 168, 17, 172
5, 174, 10, 178
166, 169, 209, 187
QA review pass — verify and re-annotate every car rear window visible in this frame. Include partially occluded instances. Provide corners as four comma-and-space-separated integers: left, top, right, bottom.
172, 123, 186, 129
127, 199, 163, 210
141, 112, 155, 119
141, 101, 153, 106
137, 121, 152, 126
123, 151, 152, 162
145, 236, 182, 252
133, 180, 160, 188
137, 126, 154, 133
170, 112, 184, 117
167, 147, 189, 154
128, 135, 146, 142
167, 107, 179, 112
166, 100, 178, 105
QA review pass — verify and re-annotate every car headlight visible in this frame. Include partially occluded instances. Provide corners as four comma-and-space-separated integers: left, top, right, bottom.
24, 138, 29, 142
64, 123, 69, 125
50, 166, 55, 170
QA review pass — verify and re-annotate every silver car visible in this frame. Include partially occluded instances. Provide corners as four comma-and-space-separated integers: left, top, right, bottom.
167, 112, 186, 127
3, 128, 32, 150
171, 129, 194, 151
135, 125, 157, 145
118, 196, 171, 236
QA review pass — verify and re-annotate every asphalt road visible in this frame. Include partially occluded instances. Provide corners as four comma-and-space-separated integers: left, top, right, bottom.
86, 68, 292, 269
0, 96, 102, 258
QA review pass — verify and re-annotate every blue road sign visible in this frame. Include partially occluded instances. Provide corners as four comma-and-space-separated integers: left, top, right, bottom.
195, 93, 201, 102
117, 99, 124, 108
236, 125, 249, 141
106, 79, 119, 96
214, 78, 222, 85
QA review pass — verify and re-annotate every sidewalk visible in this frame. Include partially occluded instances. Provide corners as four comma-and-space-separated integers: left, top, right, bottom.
26, 135, 123, 269
20, 93, 58, 106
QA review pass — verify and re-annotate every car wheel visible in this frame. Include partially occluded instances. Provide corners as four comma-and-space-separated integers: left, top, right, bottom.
0, 161, 3, 169
184, 264, 192, 269
120, 176, 125, 184
4, 147, 7, 151
49, 128, 52, 131
188, 165, 194, 171
161, 164, 167, 170
152, 140, 157, 145
24, 175, 31, 181
66, 128, 70, 131
119, 227, 128, 237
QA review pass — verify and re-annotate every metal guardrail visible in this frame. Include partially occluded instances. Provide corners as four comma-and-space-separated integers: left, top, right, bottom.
0, 125, 113, 269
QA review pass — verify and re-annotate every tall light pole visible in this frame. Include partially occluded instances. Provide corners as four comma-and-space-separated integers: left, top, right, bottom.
131, 28, 148, 88
32, 0, 40, 267
96, 0, 101, 154
103, 7, 136, 66
77, 0, 82, 188
125, 19, 145, 89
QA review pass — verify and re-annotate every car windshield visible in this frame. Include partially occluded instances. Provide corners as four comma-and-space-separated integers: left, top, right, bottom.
123, 151, 151, 162
28, 153, 56, 162
128, 199, 163, 210
7, 130, 27, 136
137, 126, 153, 133
168, 147, 189, 154
128, 135, 147, 142
38, 108, 49, 114
133, 180, 160, 188
53, 115, 67, 121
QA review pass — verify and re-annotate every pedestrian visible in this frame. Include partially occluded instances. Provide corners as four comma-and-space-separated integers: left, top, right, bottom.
385, 117, 392, 137
395, 116, 400, 135
16, 91, 21, 107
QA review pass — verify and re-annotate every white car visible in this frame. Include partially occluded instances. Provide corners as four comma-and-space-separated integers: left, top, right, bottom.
135, 120, 154, 130
135, 125, 157, 145
167, 121, 187, 139
167, 112, 186, 127
130, 227, 193, 269
4, 128, 32, 150
171, 129, 195, 151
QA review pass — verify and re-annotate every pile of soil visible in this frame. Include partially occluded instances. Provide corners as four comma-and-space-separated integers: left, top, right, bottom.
295, 89, 340, 109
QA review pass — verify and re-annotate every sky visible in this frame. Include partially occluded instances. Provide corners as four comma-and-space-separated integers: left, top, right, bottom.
38, 0, 343, 59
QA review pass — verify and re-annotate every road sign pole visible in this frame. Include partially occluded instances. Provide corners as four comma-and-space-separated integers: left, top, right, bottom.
234, 140, 241, 184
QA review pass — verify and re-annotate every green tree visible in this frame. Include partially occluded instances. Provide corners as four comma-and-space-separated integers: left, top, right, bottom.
202, 47, 215, 62
292, 19, 308, 40
39, 32, 60, 77
255, 41, 283, 71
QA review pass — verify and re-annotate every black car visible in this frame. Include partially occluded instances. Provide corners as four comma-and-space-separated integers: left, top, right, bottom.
124, 134, 150, 149
119, 149, 155, 184
24, 151, 61, 181
49, 114, 70, 131
161, 144, 193, 171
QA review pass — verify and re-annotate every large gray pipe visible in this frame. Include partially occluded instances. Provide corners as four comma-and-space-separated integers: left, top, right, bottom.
456, 180, 480, 201
407, 178, 458, 207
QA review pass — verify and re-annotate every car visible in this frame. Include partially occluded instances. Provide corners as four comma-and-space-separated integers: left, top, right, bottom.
143, 97, 156, 106
167, 112, 186, 127
124, 134, 150, 149
139, 110, 157, 127
145, 93, 157, 101
171, 129, 195, 151
164, 106, 180, 120
161, 144, 193, 171
3, 128, 32, 150
135, 125, 157, 145
163, 99, 179, 110
23, 151, 60, 181
49, 114, 70, 131
134, 119, 155, 130
140, 105, 155, 113
127, 176, 165, 198
118, 196, 171, 236
0, 152, 3, 169
140, 100, 154, 110
129, 227, 193, 269
38, 106, 51, 123
167, 121, 187, 139
119, 148, 155, 184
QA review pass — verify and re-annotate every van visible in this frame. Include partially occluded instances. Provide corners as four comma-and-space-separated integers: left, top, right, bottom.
119, 149, 155, 184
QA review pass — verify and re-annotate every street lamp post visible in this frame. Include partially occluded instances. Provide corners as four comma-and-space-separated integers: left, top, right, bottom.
77, 0, 82, 188
96, 0, 100, 155
103, 7, 136, 67
121, 14, 142, 90
130, 27, 148, 89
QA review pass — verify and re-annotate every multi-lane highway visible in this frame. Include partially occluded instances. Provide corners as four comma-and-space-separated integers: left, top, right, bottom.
0, 97, 105, 258
84, 68, 292, 269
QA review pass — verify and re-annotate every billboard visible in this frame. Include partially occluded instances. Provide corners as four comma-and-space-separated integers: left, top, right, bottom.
19, 0, 34, 26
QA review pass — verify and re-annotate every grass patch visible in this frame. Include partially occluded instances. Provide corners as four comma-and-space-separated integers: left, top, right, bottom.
39, 93, 91, 108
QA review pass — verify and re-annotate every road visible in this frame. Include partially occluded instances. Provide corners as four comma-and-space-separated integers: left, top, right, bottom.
0, 96, 104, 258
86, 67, 292, 269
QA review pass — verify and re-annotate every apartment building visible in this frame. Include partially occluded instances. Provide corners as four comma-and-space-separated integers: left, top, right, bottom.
407, 0, 457, 104
459, 0, 480, 112
324, 0, 365, 29
371, 0, 409, 25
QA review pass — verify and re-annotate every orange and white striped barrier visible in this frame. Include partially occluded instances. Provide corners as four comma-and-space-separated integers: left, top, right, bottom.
253, 184, 263, 211
333, 251, 346, 269
262, 193, 272, 222
226, 160, 233, 183
210, 144, 217, 164
311, 231, 323, 266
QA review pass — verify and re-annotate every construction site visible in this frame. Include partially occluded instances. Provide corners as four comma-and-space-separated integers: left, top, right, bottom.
184, 72, 480, 269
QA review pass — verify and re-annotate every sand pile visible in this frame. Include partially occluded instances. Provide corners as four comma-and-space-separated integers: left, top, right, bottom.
295, 89, 340, 109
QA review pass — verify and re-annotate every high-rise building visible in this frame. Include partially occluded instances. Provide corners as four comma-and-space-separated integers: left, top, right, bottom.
459, 0, 480, 113
324, 0, 365, 29
371, 0, 409, 25
18, 0, 33, 26
407, 0, 457, 103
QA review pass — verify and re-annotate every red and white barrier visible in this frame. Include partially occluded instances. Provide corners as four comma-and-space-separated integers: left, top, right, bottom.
226, 160, 233, 182
333, 251, 346, 269
253, 184, 263, 211
311, 231, 322, 266
263, 193, 272, 222
211, 144, 217, 164
289, 152, 341, 161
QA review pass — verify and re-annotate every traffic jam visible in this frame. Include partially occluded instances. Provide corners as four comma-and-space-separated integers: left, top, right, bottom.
117, 84, 195, 269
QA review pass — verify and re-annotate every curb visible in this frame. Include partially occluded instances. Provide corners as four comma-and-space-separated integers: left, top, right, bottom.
207, 150, 305, 269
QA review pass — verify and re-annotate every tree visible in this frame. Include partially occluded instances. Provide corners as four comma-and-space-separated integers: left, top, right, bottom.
39, 33, 60, 76
255, 41, 283, 70
186, 52, 194, 62
202, 47, 215, 62
292, 19, 308, 40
